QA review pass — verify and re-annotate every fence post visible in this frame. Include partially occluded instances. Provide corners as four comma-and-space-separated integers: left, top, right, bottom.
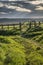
19, 22, 22, 32
34, 21, 36, 28
7, 25, 9, 30
1, 25, 3, 30
13, 24, 15, 29
29, 22, 31, 29
39, 21, 41, 26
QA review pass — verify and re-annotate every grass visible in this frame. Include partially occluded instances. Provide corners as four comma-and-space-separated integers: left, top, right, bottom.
0, 22, 43, 65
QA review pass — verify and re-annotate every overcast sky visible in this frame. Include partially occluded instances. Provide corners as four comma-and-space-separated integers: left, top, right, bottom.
0, 0, 43, 18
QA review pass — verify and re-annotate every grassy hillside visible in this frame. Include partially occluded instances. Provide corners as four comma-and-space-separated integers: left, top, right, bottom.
0, 22, 43, 65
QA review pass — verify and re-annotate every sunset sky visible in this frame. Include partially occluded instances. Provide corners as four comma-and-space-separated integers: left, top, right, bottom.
0, 0, 43, 18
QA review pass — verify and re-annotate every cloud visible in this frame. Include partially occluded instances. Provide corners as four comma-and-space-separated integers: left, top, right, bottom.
0, 0, 43, 18
5, 5, 31, 12
0, 2, 4, 7
0, 2, 32, 13
35, 6, 43, 10
15, 7, 31, 12
0, 12, 8, 14
29, 1, 43, 5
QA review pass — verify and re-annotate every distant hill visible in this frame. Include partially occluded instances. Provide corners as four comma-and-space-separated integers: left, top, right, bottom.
0, 18, 43, 25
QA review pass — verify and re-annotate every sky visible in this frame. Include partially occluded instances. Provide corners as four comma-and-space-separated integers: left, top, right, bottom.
0, 0, 43, 18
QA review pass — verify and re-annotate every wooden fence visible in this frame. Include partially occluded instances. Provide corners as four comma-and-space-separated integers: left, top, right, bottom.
0, 21, 42, 31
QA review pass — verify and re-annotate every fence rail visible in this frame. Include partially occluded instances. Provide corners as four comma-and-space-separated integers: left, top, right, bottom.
0, 21, 43, 31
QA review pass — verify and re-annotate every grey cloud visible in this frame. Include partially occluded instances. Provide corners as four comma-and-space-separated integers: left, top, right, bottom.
0, 1, 43, 18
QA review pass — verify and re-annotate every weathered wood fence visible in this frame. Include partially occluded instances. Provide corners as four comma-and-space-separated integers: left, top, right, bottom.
0, 21, 42, 31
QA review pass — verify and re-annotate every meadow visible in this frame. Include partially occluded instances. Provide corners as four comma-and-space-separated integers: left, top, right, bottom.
0, 21, 43, 65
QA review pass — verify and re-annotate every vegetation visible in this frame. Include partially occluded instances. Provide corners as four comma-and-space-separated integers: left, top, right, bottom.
0, 22, 43, 65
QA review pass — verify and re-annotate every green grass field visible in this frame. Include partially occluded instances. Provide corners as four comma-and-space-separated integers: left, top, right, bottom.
0, 22, 43, 65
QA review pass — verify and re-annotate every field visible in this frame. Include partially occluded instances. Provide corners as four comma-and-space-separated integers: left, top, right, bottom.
0, 21, 43, 65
